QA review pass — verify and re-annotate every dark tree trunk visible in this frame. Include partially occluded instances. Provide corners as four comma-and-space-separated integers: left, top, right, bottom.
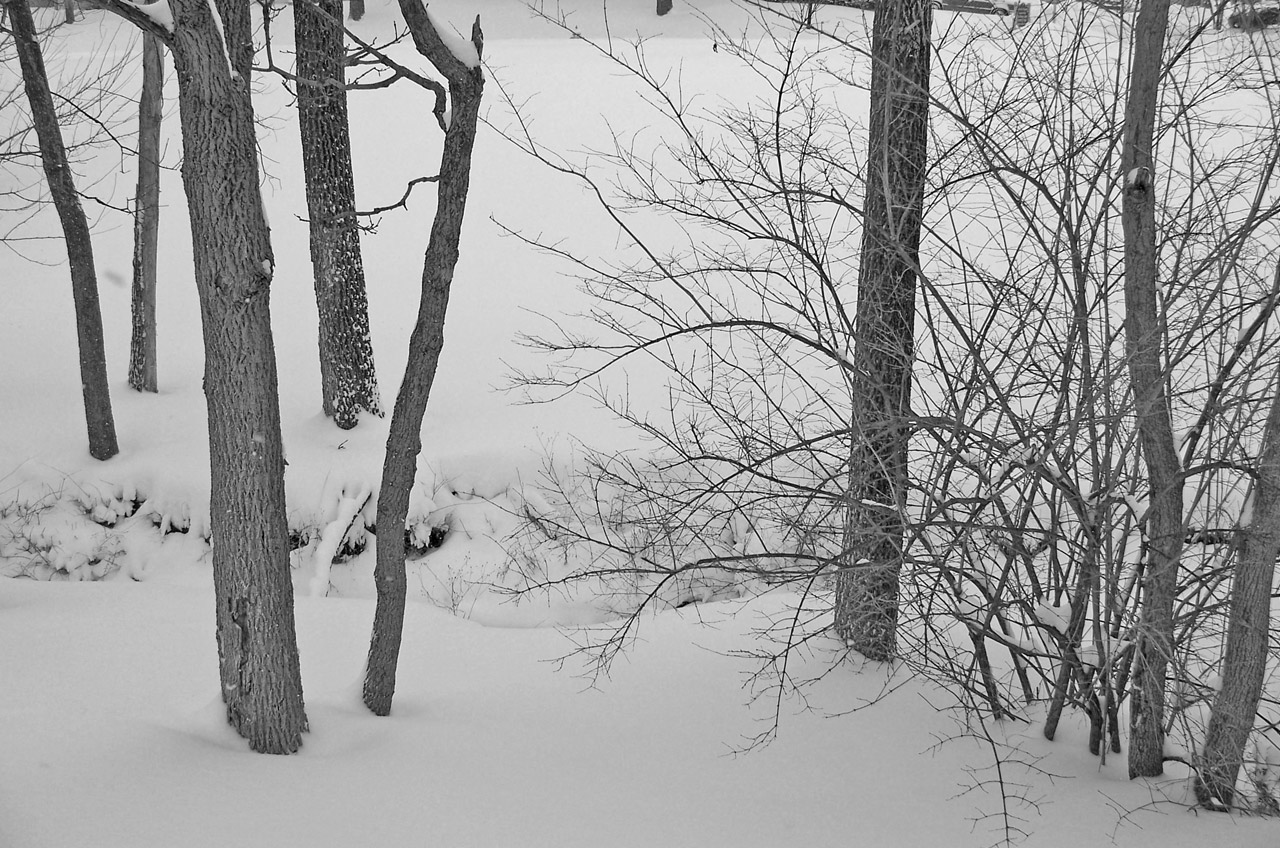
62, 0, 74, 23
833, 0, 931, 662
364, 10, 484, 717
128, 32, 163, 394
657, 0, 673, 15
294, 0, 381, 429
7, 0, 119, 461
348, 0, 363, 20
1196, 357, 1280, 809
165, 0, 306, 753
1120, 0, 1180, 781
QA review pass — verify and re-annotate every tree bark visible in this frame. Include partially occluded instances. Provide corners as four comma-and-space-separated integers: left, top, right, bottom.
1120, 0, 1181, 780
364, 10, 484, 716
833, 0, 931, 662
163, 0, 307, 753
1196, 358, 1280, 809
294, 0, 382, 429
128, 32, 163, 394
7, 0, 119, 461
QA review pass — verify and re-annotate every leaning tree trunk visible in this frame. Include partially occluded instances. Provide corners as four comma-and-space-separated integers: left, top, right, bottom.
1120, 0, 1181, 781
98, 0, 311, 752
295, 0, 381, 429
832, 0, 931, 662
128, 32, 163, 393
7, 0, 119, 461
363, 9, 484, 717
1195, 360, 1280, 809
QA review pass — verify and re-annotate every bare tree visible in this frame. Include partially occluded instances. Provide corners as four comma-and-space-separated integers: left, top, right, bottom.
128, 32, 163, 393
1197, 267, 1280, 809
294, 0, 382, 430
363, 5, 484, 716
103, 0, 308, 753
4, 0, 119, 461
833, 0, 933, 662
1120, 0, 1182, 780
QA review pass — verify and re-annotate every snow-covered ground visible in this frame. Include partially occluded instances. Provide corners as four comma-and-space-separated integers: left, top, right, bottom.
1, 1, 1277, 845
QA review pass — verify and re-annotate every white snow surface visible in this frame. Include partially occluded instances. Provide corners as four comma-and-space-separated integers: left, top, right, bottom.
0, 4, 1276, 847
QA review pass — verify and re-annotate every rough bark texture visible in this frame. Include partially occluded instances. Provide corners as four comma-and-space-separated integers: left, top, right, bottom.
1120, 0, 1181, 780
832, 0, 931, 662
1195, 372, 1280, 808
128, 33, 163, 394
169, 0, 307, 753
363, 10, 484, 717
8, 0, 119, 461
294, 0, 381, 429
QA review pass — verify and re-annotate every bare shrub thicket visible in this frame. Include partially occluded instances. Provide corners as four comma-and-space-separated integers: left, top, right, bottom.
500, 0, 1280, 814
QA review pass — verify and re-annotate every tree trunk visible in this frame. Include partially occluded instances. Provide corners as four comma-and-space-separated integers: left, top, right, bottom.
7, 0, 119, 461
168, 0, 307, 753
294, 0, 382, 430
364, 10, 484, 717
128, 32, 163, 394
833, 0, 931, 662
348, 0, 363, 20
62, 0, 75, 23
1196, 360, 1280, 809
657, 0, 673, 15
1120, 0, 1180, 780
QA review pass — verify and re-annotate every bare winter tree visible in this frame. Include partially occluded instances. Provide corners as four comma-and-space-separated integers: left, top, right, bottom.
128, 32, 163, 393
294, 0, 382, 430
103, 0, 308, 753
1197, 262, 1280, 809
4, 0, 119, 461
1119, 0, 1182, 780
833, 0, 932, 662
363, 5, 484, 716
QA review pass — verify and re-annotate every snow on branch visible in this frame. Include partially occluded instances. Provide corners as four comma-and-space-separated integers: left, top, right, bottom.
96, 0, 175, 42
398, 0, 484, 86
424, 5, 480, 70
125, 0, 174, 32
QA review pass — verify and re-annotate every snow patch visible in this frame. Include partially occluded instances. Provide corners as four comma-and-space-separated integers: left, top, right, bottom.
305, 486, 371, 598
1034, 599, 1071, 635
